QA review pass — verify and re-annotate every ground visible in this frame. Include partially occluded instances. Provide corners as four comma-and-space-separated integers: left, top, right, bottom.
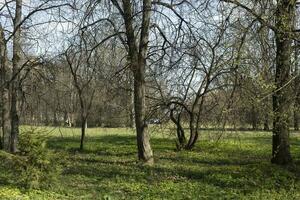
0, 126, 300, 199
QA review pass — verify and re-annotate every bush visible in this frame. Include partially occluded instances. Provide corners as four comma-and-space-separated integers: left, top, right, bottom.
0, 128, 62, 189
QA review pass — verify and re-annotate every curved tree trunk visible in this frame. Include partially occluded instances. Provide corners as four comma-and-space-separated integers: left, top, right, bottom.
185, 115, 198, 150
170, 109, 186, 150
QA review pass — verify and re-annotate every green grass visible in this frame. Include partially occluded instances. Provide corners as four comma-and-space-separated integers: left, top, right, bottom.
0, 126, 300, 199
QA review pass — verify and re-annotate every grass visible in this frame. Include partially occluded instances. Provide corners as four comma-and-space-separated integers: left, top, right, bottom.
0, 126, 300, 199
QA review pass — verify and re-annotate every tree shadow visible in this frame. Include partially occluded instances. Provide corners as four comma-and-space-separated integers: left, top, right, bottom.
47, 134, 175, 153
43, 133, 300, 197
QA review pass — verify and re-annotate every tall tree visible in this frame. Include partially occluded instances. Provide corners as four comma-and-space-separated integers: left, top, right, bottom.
111, 0, 154, 164
10, 0, 22, 153
271, 0, 296, 164
0, 25, 10, 151
65, 41, 96, 151
222, 0, 297, 164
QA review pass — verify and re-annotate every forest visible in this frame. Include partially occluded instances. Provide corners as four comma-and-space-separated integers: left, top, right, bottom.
0, 0, 300, 199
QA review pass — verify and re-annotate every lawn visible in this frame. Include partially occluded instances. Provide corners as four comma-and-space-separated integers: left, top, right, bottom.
0, 126, 300, 199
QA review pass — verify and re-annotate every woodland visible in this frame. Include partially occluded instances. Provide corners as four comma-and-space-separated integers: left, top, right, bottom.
0, 0, 300, 199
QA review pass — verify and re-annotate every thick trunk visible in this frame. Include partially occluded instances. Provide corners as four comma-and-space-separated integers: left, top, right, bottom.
136, 0, 153, 164
271, 0, 295, 165
134, 72, 153, 163
0, 26, 10, 151
120, 0, 153, 164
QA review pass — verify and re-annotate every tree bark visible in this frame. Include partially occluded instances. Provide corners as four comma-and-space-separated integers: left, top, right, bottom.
251, 104, 258, 130
136, 0, 153, 164
120, 0, 154, 164
185, 115, 198, 150
271, 0, 295, 165
78, 90, 86, 151
0, 25, 10, 151
294, 40, 299, 131
10, 0, 22, 153
170, 109, 186, 150
80, 116, 86, 151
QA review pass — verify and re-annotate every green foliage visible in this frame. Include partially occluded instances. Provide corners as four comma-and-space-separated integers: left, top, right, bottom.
17, 128, 62, 189
0, 187, 30, 200
0, 128, 62, 190
0, 127, 299, 199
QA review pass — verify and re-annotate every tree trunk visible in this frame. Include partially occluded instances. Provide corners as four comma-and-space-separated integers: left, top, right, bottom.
10, 0, 22, 153
251, 105, 258, 130
129, 76, 135, 128
78, 89, 86, 150
185, 115, 198, 150
120, 0, 154, 164
133, 69, 153, 163
0, 25, 10, 151
136, 0, 153, 164
80, 116, 86, 151
271, 0, 295, 165
294, 40, 299, 131
170, 109, 186, 150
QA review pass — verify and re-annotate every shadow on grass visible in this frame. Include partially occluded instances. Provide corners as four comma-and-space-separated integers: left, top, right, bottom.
43, 133, 300, 196
47, 134, 175, 153
243, 136, 299, 146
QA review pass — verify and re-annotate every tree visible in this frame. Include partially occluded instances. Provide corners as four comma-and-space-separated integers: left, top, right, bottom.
65, 38, 96, 151
271, 0, 296, 165
111, 0, 154, 164
222, 0, 298, 165
10, 0, 23, 153
0, 25, 10, 151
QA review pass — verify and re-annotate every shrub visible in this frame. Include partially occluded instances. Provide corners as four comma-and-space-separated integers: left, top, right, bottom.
0, 128, 62, 189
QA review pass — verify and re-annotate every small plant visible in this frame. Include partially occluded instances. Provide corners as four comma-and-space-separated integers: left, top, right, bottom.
1, 128, 62, 189
17, 128, 62, 189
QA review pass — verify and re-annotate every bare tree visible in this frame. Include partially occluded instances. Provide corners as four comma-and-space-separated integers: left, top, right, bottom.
65, 35, 96, 151
110, 0, 154, 164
